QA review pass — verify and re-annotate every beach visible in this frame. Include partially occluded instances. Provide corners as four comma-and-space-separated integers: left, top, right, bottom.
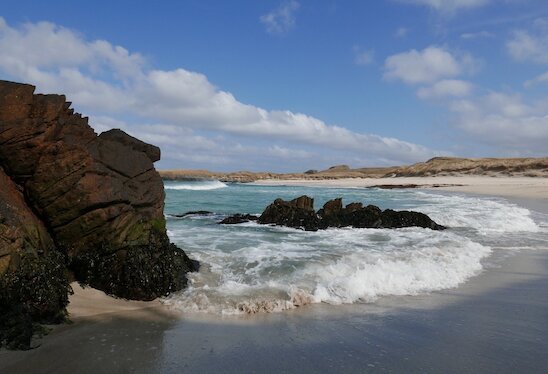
252, 176, 548, 201
1, 177, 547, 373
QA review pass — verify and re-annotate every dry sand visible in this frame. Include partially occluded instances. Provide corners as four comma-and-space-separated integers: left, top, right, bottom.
252, 176, 548, 200
1, 181, 548, 373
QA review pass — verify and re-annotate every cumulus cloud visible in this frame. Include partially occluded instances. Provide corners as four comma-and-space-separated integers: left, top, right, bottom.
384, 46, 479, 84
260, 1, 300, 35
449, 92, 548, 152
398, 0, 491, 13
0, 17, 439, 170
417, 79, 473, 99
507, 19, 548, 64
524, 71, 548, 87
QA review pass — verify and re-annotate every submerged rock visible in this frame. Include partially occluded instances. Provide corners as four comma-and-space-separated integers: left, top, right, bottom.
225, 195, 445, 231
219, 214, 259, 224
174, 210, 213, 218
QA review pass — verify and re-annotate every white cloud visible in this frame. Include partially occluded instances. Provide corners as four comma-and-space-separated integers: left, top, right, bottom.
460, 31, 494, 39
354, 48, 374, 66
384, 46, 479, 84
524, 71, 548, 87
417, 79, 473, 99
0, 17, 440, 170
398, 0, 491, 13
507, 19, 548, 64
260, 1, 300, 35
449, 92, 548, 152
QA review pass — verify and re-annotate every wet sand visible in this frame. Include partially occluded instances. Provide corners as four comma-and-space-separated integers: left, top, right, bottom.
1, 192, 547, 373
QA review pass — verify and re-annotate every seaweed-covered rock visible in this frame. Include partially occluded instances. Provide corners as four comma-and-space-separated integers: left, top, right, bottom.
258, 196, 319, 231
232, 196, 445, 231
70, 232, 198, 300
0, 251, 70, 349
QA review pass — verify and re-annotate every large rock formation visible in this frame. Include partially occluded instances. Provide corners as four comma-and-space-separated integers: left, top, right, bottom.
0, 167, 55, 273
0, 80, 197, 349
221, 196, 445, 231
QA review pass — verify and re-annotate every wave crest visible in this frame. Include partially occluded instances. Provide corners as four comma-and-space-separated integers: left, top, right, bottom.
165, 180, 228, 191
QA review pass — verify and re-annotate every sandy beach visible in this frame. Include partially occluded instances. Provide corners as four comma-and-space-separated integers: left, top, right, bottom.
1, 179, 547, 373
252, 176, 548, 201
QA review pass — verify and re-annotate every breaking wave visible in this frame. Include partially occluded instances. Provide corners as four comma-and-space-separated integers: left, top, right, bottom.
162, 186, 543, 315
164, 180, 228, 191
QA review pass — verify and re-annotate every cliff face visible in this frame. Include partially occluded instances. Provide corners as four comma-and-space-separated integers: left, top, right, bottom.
0, 81, 166, 253
0, 80, 197, 348
0, 167, 55, 273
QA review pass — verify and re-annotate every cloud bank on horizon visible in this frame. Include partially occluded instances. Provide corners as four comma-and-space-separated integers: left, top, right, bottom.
0, 0, 547, 171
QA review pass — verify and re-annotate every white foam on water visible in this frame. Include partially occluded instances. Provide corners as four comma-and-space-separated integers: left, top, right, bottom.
162, 189, 542, 315
163, 227, 491, 315
412, 192, 539, 234
164, 180, 228, 191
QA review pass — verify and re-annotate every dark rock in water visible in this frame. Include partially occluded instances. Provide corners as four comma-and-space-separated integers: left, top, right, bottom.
258, 196, 319, 231
219, 214, 258, 224
227, 195, 446, 231
367, 184, 420, 189
0, 80, 198, 348
379, 209, 445, 230
174, 210, 213, 218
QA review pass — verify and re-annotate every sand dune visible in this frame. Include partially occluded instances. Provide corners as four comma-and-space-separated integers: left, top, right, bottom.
159, 157, 548, 182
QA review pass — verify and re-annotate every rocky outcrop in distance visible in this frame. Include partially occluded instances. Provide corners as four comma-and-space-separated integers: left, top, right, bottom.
220, 195, 445, 231
159, 156, 548, 182
0, 80, 197, 349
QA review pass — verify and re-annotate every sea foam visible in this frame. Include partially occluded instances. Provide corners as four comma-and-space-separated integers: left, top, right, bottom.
162, 187, 542, 315
164, 180, 228, 191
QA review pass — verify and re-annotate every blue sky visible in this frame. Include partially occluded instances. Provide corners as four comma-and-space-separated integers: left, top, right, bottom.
1, 0, 547, 171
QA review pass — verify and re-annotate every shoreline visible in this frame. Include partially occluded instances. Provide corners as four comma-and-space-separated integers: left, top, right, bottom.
1, 183, 547, 372
251, 176, 548, 201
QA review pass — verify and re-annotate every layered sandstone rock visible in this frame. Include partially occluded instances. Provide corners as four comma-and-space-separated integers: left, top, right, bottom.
0, 167, 55, 274
0, 80, 197, 348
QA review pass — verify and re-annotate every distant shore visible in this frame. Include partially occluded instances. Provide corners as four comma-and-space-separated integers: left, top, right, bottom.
251, 176, 548, 200
159, 156, 548, 183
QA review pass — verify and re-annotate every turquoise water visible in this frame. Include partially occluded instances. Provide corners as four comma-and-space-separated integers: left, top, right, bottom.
163, 180, 547, 315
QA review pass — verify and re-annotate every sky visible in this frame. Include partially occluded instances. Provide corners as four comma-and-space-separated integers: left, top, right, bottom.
1, 0, 547, 172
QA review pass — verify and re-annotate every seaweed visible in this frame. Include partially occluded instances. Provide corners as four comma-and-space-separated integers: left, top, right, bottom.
70, 232, 198, 301
0, 250, 71, 350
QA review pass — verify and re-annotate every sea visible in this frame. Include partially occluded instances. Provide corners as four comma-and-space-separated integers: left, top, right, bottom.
161, 180, 548, 315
